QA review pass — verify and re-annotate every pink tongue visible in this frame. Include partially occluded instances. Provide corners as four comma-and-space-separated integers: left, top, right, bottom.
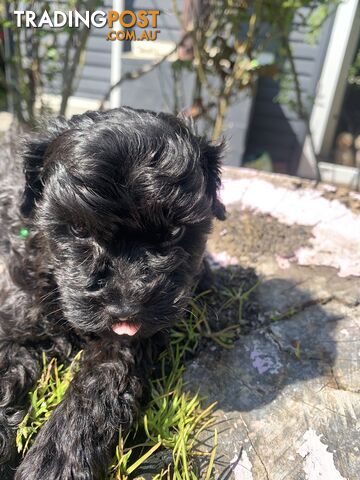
112, 322, 140, 336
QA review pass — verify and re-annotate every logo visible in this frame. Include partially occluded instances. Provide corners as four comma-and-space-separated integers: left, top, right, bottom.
13, 9, 161, 41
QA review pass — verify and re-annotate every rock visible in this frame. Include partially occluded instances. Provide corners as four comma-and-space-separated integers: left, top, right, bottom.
185, 168, 360, 479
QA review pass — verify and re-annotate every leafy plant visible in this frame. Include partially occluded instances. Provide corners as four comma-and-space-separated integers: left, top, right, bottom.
98, 0, 339, 144
0, 0, 103, 123
167, 0, 340, 143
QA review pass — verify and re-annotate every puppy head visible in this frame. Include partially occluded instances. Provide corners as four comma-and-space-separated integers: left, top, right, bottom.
21, 108, 225, 338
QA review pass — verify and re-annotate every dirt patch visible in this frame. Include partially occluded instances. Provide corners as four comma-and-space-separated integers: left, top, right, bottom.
208, 207, 312, 263
322, 189, 360, 213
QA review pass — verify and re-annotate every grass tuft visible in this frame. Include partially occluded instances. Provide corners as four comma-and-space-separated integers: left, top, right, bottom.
16, 281, 259, 478
16, 351, 82, 453
16, 292, 234, 479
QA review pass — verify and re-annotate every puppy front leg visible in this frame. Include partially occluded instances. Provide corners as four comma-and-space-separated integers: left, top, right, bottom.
0, 341, 41, 479
15, 341, 144, 480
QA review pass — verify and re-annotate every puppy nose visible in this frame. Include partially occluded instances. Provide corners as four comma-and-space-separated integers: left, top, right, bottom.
106, 304, 139, 319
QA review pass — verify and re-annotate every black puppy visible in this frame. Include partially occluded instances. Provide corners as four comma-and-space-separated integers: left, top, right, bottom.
0, 107, 224, 479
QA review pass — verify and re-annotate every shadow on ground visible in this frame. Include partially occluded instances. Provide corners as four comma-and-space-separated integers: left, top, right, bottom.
192, 265, 340, 413
185, 264, 359, 479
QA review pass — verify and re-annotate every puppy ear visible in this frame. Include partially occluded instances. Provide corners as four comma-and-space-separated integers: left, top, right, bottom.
20, 138, 51, 217
200, 140, 226, 220
20, 118, 70, 217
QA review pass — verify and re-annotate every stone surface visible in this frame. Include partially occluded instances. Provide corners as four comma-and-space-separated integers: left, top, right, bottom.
185, 168, 360, 480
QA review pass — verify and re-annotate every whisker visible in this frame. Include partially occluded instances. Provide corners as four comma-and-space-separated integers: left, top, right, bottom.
38, 286, 60, 304
47, 308, 63, 316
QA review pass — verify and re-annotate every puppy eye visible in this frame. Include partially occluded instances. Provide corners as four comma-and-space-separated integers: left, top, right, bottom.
69, 224, 90, 239
160, 226, 185, 247
170, 226, 185, 242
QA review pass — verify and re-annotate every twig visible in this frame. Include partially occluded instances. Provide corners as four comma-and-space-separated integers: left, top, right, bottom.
99, 42, 180, 110
60, 0, 99, 115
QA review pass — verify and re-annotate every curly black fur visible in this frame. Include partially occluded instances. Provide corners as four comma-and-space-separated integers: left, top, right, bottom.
0, 107, 224, 479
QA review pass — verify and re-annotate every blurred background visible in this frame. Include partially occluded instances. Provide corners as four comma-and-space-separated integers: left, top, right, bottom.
1, 0, 359, 188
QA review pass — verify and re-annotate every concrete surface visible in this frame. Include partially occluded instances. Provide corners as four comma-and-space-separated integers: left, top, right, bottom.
185, 168, 360, 480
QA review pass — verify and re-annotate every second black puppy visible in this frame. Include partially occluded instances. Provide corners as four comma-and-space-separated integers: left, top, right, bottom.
0, 107, 224, 479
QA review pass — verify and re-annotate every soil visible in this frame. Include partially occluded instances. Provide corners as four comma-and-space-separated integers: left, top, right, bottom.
208, 208, 312, 263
